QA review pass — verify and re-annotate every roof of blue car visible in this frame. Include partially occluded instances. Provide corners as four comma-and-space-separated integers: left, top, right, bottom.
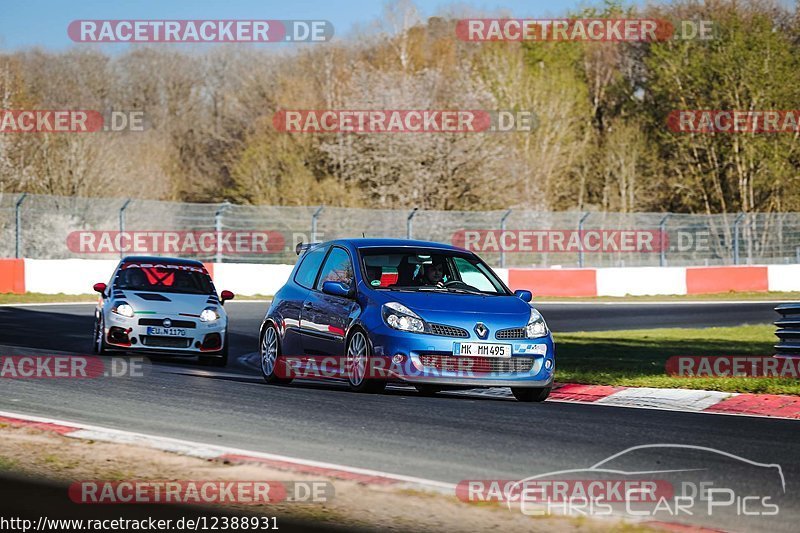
332, 238, 465, 251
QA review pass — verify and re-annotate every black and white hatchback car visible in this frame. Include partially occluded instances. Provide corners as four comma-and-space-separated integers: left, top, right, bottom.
92, 256, 234, 367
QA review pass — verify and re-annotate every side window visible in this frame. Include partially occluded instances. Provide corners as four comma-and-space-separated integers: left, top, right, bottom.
294, 246, 328, 289
452, 257, 497, 292
316, 247, 354, 291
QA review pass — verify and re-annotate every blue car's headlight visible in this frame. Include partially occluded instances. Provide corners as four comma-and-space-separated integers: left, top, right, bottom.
525, 308, 548, 338
382, 302, 426, 333
111, 302, 134, 318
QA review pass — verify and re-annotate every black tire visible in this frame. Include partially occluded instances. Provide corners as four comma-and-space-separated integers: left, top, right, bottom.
93, 315, 108, 355
415, 385, 441, 396
346, 330, 386, 394
511, 387, 551, 403
260, 324, 292, 384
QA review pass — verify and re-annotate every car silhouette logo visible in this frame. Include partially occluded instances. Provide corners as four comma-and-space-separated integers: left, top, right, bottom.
163, 318, 172, 328
474, 323, 488, 339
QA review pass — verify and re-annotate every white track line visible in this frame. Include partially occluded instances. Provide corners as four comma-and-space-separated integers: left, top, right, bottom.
0, 409, 455, 493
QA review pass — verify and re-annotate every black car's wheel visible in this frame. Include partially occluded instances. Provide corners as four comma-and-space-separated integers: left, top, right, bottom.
415, 385, 441, 396
511, 387, 551, 403
93, 315, 108, 355
261, 324, 292, 384
200, 332, 228, 368
346, 330, 386, 394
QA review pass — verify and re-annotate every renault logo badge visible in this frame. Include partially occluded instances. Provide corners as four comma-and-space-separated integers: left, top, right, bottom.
474, 322, 488, 339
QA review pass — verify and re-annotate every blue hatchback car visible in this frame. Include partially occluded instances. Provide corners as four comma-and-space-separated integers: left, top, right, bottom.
258, 239, 554, 402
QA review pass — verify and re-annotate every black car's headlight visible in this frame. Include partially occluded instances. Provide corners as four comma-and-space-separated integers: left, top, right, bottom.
111, 301, 134, 318
382, 302, 426, 333
525, 308, 548, 338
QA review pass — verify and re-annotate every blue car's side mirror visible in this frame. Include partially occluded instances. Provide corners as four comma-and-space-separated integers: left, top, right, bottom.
514, 289, 532, 302
322, 281, 353, 298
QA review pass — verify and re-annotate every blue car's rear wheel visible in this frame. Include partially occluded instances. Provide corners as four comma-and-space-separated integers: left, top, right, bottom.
415, 385, 441, 396
261, 324, 292, 384
346, 330, 386, 394
511, 387, 551, 402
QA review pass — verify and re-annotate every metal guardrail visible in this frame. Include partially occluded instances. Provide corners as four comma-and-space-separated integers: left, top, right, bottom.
1, 192, 800, 267
775, 303, 800, 357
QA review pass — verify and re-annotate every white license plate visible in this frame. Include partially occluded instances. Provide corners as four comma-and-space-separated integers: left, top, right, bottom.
453, 342, 511, 358
146, 327, 187, 337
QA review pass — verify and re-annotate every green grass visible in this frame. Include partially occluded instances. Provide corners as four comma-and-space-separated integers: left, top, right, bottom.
555, 324, 800, 395
535, 291, 800, 302
0, 292, 98, 304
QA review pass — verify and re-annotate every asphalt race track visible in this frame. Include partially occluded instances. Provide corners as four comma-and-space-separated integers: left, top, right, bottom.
0, 300, 796, 532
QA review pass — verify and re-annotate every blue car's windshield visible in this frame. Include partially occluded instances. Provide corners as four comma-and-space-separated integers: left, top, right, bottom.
359, 248, 508, 295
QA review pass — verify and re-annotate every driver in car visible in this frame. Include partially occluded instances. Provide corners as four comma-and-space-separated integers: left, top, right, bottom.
416, 259, 446, 287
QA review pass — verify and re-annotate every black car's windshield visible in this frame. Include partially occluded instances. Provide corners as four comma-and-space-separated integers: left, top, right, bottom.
359, 248, 508, 295
114, 262, 214, 295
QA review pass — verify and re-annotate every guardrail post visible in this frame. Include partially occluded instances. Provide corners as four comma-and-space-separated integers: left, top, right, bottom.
499, 209, 512, 268
14, 193, 27, 258
774, 303, 800, 358
659, 214, 670, 267
118, 198, 132, 259
214, 201, 231, 263
406, 208, 419, 240
311, 205, 324, 243
733, 212, 745, 265
577, 212, 590, 268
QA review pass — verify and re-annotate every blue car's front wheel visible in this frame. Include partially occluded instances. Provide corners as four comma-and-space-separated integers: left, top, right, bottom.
346, 330, 386, 394
511, 387, 551, 402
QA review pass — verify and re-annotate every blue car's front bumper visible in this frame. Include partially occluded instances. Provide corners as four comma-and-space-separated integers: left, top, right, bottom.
367, 323, 555, 388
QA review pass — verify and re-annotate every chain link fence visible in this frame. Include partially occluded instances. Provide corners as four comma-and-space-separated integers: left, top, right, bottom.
1, 193, 799, 268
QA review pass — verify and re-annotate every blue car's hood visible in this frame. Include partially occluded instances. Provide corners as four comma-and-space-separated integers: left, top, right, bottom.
373, 289, 531, 315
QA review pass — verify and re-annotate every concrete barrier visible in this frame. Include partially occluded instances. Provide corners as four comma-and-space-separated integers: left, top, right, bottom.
686, 266, 769, 294
24, 259, 118, 295
3, 258, 798, 297
507, 268, 597, 297
595, 266, 686, 297
212, 263, 295, 296
0, 259, 25, 294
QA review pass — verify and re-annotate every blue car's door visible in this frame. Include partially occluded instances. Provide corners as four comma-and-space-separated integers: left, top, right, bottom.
301, 246, 357, 361
285, 245, 329, 357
